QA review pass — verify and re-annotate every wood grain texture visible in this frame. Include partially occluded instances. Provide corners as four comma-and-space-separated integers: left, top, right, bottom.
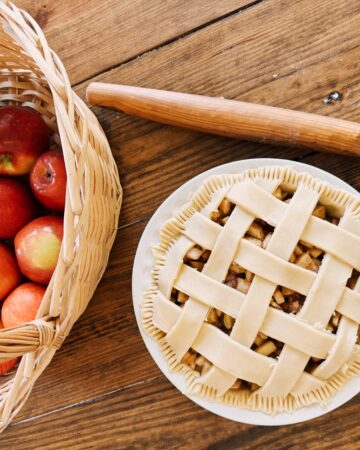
16, 0, 254, 84
3, 0, 360, 446
3, 377, 359, 449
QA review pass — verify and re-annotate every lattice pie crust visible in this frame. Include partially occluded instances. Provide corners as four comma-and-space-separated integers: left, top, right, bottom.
142, 166, 360, 414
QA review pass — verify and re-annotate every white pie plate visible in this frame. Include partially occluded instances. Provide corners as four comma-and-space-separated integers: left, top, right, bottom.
132, 158, 360, 426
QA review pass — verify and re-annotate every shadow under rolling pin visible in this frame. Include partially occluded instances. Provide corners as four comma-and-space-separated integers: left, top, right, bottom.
86, 82, 360, 157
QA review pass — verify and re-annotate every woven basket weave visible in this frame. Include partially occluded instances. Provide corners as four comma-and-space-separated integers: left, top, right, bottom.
0, 1, 122, 431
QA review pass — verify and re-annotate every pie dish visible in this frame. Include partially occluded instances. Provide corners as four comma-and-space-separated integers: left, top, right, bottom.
141, 165, 360, 414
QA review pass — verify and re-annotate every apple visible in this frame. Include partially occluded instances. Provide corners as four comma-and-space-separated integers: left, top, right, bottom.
2, 283, 45, 328
30, 149, 66, 211
0, 243, 22, 301
15, 216, 63, 284
0, 357, 18, 375
0, 178, 39, 239
0, 319, 19, 375
0, 105, 50, 175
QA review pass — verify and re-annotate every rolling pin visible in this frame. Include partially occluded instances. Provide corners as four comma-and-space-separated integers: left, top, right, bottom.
86, 82, 360, 156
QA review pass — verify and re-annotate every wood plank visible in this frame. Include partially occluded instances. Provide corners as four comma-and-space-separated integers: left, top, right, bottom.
16, 0, 254, 84
73, 0, 360, 228
5, 0, 360, 433
301, 152, 360, 192
3, 376, 359, 448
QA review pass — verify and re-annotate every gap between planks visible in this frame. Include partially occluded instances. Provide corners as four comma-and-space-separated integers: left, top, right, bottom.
119, 150, 317, 229
73, 0, 267, 89
10, 375, 163, 429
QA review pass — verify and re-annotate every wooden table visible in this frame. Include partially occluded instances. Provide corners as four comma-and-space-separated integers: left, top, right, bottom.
2, 0, 360, 448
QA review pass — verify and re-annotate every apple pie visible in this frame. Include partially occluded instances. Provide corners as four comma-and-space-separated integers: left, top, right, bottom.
142, 166, 360, 413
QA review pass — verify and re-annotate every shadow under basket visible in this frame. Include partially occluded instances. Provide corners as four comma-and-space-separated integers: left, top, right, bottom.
0, 2, 122, 431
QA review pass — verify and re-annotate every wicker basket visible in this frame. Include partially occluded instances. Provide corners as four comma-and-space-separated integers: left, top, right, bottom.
0, 1, 122, 431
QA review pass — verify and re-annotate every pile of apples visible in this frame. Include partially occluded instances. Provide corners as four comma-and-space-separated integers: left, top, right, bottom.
0, 106, 66, 375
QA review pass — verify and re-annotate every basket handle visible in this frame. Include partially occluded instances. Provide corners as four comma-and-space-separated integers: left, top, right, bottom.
0, 319, 63, 359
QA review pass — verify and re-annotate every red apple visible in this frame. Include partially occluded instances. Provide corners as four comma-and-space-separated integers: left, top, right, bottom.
0, 105, 50, 175
0, 243, 22, 301
30, 149, 66, 211
15, 216, 63, 284
2, 283, 45, 328
0, 319, 19, 375
0, 178, 39, 239
0, 357, 18, 375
